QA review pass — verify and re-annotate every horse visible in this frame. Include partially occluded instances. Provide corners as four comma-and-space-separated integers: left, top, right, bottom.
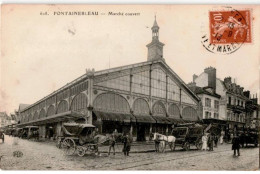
152, 132, 176, 153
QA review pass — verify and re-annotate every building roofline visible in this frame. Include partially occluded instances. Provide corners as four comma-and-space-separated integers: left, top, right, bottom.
20, 73, 88, 112
21, 59, 200, 113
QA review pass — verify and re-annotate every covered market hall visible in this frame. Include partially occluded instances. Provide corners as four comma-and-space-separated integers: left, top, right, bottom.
17, 17, 202, 141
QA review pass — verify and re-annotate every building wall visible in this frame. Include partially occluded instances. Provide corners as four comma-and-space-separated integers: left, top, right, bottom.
19, 78, 90, 124
216, 79, 227, 120
19, 61, 200, 126
194, 72, 208, 88
93, 62, 199, 120
198, 94, 220, 119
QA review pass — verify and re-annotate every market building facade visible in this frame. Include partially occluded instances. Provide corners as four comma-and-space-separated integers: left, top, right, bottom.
17, 18, 201, 141
190, 67, 257, 134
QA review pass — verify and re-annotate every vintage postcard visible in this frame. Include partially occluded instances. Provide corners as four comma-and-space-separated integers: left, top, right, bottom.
0, 4, 259, 170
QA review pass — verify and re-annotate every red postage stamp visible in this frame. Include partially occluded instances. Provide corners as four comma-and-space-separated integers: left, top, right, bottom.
209, 9, 251, 44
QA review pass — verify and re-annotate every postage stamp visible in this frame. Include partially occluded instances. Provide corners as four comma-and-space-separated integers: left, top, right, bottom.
209, 10, 251, 44
201, 8, 252, 55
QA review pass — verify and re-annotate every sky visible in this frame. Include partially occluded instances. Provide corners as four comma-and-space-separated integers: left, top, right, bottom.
1, 5, 260, 114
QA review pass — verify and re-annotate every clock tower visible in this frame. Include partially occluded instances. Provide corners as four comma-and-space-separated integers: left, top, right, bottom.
146, 16, 165, 62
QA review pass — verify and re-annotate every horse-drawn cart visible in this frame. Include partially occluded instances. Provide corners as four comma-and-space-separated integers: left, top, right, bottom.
57, 123, 99, 156
171, 124, 204, 151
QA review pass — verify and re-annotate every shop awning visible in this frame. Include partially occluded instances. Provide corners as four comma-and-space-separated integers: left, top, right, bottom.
152, 115, 172, 124
167, 117, 186, 124
132, 114, 156, 123
17, 111, 85, 127
93, 111, 135, 123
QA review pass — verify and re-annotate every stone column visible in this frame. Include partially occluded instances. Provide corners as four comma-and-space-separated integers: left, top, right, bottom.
39, 125, 46, 139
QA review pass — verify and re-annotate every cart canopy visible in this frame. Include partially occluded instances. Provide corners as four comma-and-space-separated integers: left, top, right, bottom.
62, 123, 95, 136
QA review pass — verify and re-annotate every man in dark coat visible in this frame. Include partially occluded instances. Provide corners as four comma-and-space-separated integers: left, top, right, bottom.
232, 134, 240, 156
214, 134, 219, 147
122, 134, 131, 156
108, 133, 116, 156
207, 133, 214, 151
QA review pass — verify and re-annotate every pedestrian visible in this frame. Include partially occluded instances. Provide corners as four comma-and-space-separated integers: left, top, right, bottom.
214, 134, 219, 147
108, 132, 116, 156
232, 134, 240, 156
207, 133, 214, 151
201, 133, 208, 150
219, 130, 224, 145
122, 134, 131, 156
227, 132, 230, 142
154, 133, 160, 152
230, 133, 234, 143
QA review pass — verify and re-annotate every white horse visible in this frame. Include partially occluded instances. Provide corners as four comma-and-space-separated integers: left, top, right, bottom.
153, 133, 176, 153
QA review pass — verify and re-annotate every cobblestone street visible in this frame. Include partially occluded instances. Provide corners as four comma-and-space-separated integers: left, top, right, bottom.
0, 135, 259, 170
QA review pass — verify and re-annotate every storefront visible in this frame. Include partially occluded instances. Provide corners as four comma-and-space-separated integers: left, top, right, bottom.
17, 111, 85, 139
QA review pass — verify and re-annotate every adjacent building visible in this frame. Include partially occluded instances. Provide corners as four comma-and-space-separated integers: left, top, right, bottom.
16, 17, 201, 141
190, 67, 259, 133
243, 92, 259, 129
0, 112, 12, 128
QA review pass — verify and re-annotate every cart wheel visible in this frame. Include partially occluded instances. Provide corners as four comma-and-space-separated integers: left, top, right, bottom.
183, 142, 190, 151
61, 138, 76, 155
77, 146, 85, 157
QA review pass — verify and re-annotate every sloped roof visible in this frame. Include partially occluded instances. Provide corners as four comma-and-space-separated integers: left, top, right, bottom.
19, 104, 30, 111
21, 59, 200, 113
189, 86, 221, 99
93, 59, 200, 102
0, 112, 8, 118
152, 18, 159, 28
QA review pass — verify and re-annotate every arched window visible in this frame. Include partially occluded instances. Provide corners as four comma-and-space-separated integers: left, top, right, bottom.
47, 105, 55, 116
182, 106, 198, 121
71, 93, 87, 111
133, 98, 150, 115
93, 93, 130, 113
152, 101, 166, 116
168, 103, 180, 119
57, 100, 69, 114
39, 109, 46, 118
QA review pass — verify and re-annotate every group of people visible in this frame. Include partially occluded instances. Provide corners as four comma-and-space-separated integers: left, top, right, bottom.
108, 129, 132, 157
202, 131, 225, 151
202, 131, 241, 157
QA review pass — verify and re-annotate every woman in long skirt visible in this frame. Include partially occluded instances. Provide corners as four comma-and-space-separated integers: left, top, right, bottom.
202, 134, 208, 150
219, 130, 224, 144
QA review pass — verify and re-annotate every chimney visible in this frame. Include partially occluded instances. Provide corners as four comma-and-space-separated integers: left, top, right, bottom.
243, 90, 250, 98
240, 87, 244, 95
193, 74, 198, 82
204, 67, 216, 91
224, 76, 232, 84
